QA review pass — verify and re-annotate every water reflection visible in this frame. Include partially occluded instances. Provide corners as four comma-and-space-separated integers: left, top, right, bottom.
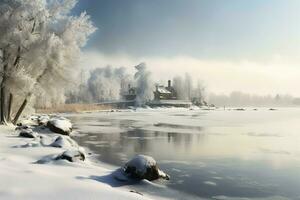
67, 109, 300, 199
74, 126, 200, 166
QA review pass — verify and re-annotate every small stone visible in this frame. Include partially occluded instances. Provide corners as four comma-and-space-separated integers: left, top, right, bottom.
55, 150, 85, 162
19, 129, 39, 138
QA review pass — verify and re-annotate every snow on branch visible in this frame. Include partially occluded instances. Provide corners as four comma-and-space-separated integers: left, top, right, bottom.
0, 0, 96, 114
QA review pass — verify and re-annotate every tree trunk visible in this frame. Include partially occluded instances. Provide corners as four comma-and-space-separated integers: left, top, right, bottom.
0, 79, 7, 124
12, 98, 27, 125
12, 64, 49, 125
11, 44, 51, 125
7, 93, 13, 122
0, 86, 5, 123
0, 60, 8, 124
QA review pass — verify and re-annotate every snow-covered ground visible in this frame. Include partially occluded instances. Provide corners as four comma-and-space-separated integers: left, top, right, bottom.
0, 124, 171, 200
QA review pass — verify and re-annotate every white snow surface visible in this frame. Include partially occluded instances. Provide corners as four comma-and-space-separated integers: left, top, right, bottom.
0, 125, 166, 200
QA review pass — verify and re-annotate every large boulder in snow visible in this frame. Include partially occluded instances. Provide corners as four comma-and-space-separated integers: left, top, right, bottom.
19, 129, 39, 138
50, 136, 78, 148
47, 118, 72, 135
55, 150, 85, 162
122, 155, 169, 181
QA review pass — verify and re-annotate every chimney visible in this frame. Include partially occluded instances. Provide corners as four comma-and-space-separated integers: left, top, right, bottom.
168, 80, 171, 88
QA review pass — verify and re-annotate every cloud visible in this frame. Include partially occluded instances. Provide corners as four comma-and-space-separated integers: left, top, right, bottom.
78, 50, 300, 96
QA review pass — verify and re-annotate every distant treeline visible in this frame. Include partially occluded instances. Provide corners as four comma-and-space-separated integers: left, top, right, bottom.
208, 91, 300, 107
65, 64, 206, 105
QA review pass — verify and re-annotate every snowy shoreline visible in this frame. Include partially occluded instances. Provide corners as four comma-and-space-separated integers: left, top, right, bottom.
0, 121, 168, 200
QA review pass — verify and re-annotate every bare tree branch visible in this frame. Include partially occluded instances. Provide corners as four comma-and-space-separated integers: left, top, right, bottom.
13, 46, 21, 67
31, 20, 36, 33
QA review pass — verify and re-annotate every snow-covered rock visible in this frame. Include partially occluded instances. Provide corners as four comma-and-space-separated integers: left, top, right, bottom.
122, 155, 170, 181
19, 129, 39, 138
47, 118, 72, 135
50, 136, 78, 148
55, 150, 85, 162
15, 125, 31, 130
38, 115, 50, 125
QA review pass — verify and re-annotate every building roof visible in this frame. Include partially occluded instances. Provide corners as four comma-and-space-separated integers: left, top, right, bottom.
156, 86, 171, 94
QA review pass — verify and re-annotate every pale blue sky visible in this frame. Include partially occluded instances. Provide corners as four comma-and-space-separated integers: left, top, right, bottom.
73, 0, 300, 61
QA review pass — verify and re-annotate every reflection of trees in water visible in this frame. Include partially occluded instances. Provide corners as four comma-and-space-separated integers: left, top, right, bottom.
154, 123, 203, 131
120, 129, 152, 153
167, 132, 192, 151
72, 117, 207, 166
114, 119, 136, 129
122, 129, 199, 153
196, 133, 206, 144
74, 131, 124, 166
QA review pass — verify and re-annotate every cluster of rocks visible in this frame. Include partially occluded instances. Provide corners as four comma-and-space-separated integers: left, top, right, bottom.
16, 114, 83, 163
17, 115, 72, 136
17, 114, 170, 182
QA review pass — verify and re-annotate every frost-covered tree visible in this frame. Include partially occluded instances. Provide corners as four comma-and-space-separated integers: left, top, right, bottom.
173, 74, 205, 103
184, 73, 192, 100
87, 66, 129, 102
134, 63, 153, 106
173, 76, 185, 100
0, 0, 96, 123
173, 73, 193, 100
191, 80, 206, 105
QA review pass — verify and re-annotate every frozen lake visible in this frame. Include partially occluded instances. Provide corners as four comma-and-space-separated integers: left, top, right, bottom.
67, 107, 300, 200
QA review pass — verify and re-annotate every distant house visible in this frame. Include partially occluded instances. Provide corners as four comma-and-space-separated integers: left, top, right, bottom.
122, 84, 137, 101
121, 80, 191, 107
154, 80, 177, 100
151, 80, 192, 107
